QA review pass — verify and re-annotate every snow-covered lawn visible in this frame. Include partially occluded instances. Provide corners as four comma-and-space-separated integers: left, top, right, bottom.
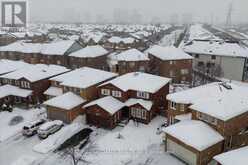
0, 107, 46, 142
1, 113, 184, 165
82, 116, 184, 165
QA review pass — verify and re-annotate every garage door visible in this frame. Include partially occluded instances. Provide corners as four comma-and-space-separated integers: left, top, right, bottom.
48, 110, 68, 123
167, 139, 197, 165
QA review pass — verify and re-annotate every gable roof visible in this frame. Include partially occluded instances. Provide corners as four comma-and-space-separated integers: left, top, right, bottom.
0, 40, 77, 55
163, 120, 224, 151
0, 64, 70, 82
41, 40, 76, 55
69, 45, 108, 58
83, 96, 125, 115
168, 82, 248, 121
43, 92, 86, 110
100, 72, 171, 93
125, 98, 153, 111
147, 45, 193, 60
214, 146, 248, 165
50, 67, 117, 89
0, 60, 31, 75
183, 40, 248, 58
115, 49, 149, 62
0, 84, 32, 99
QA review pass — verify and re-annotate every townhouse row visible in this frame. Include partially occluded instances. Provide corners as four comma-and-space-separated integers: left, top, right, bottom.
0, 41, 193, 84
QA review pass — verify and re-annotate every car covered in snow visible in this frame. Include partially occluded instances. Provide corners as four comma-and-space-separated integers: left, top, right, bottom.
37, 120, 63, 139
22, 119, 46, 136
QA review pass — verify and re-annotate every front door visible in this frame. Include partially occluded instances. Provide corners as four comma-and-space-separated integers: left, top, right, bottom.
122, 107, 129, 119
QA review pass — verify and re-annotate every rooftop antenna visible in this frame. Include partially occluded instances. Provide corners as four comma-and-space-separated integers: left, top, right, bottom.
226, 2, 233, 28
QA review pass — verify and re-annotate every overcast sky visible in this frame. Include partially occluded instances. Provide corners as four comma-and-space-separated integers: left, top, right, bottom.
1, 0, 248, 24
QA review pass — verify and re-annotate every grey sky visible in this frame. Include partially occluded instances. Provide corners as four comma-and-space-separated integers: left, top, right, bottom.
1, 0, 248, 24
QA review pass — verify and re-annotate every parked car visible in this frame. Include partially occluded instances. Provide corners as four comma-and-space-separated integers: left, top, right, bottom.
22, 119, 46, 136
37, 120, 63, 139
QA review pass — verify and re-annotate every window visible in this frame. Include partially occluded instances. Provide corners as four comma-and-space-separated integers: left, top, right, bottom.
195, 54, 199, 58
129, 62, 135, 68
170, 102, 176, 110
197, 112, 217, 125
181, 69, 189, 75
198, 61, 204, 67
170, 61, 176, 65
101, 89, 110, 96
141, 110, 146, 119
112, 90, 121, 98
169, 70, 175, 77
211, 55, 216, 60
180, 104, 185, 111
21, 81, 30, 89
137, 91, 149, 99
131, 107, 147, 120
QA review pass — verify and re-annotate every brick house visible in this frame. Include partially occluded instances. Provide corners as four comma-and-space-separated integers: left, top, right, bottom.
164, 82, 248, 164
68, 45, 109, 70
0, 64, 69, 107
147, 45, 193, 84
108, 49, 150, 75
96, 72, 171, 125
163, 120, 224, 165
40, 40, 83, 66
0, 40, 83, 66
103, 36, 138, 51
43, 67, 118, 123
44, 92, 86, 123
83, 96, 125, 129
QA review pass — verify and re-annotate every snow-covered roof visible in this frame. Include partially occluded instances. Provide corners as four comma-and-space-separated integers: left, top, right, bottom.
108, 36, 135, 44
168, 82, 248, 121
0, 64, 70, 82
50, 67, 117, 89
39, 120, 63, 130
43, 86, 63, 97
214, 146, 248, 165
115, 49, 149, 62
41, 40, 75, 55
147, 45, 193, 60
183, 40, 248, 58
187, 24, 220, 41
83, 96, 125, 115
0, 42, 42, 53
163, 120, 224, 151
69, 45, 108, 58
0, 40, 77, 55
0, 84, 32, 99
0, 60, 31, 75
43, 92, 86, 110
125, 98, 153, 111
100, 72, 171, 93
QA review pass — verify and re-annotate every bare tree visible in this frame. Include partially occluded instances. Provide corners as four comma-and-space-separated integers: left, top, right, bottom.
59, 139, 96, 165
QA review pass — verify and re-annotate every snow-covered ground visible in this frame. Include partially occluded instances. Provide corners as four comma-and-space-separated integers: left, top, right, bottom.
159, 30, 183, 47
0, 107, 46, 142
39, 116, 185, 165
0, 111, 184, 165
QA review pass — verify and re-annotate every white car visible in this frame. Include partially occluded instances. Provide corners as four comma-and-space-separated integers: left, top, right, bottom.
22, 119, 46, 136
37, 120, 63, 139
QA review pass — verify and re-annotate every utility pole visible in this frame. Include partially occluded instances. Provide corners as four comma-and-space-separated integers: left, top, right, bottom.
226, 2, 233, 27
